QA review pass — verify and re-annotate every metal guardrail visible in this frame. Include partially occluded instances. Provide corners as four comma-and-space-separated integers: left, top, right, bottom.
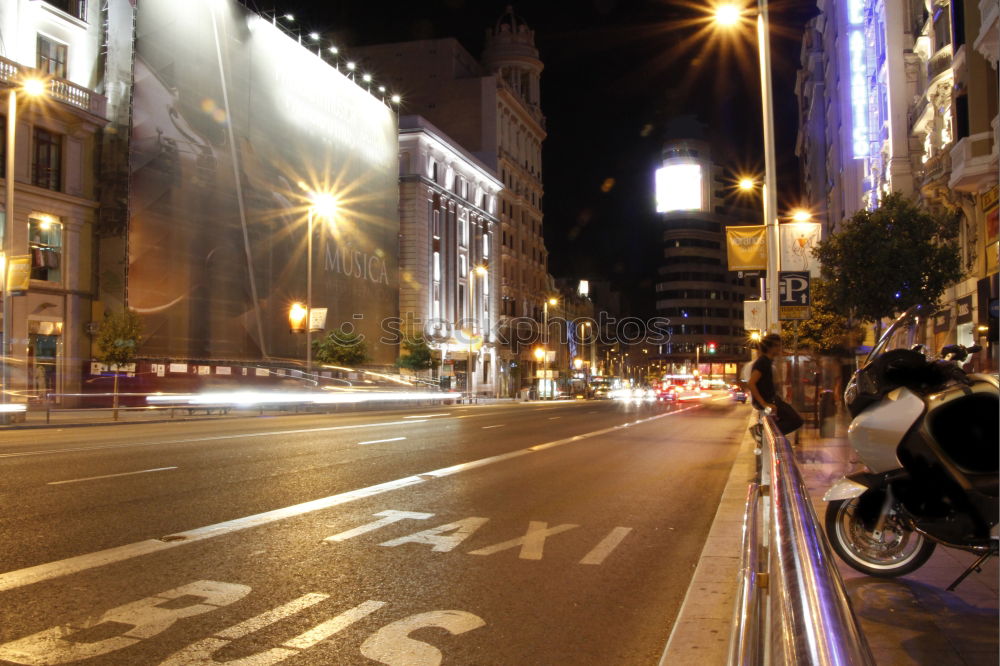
728, 415, 874, 665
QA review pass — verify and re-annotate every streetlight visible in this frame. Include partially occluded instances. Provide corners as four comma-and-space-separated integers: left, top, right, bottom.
468, 264, 488, 402
304, 192, 337, 379
542, 297, 558, 398
715, 2, 780, 333
2, 76, 46, 408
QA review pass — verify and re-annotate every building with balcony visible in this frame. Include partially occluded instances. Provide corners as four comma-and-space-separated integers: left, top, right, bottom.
353, 7, 549, 396
397, 115, 502, 396
653, 134, 757, 377
0, 0, 108, 402
796, 0, 998, 367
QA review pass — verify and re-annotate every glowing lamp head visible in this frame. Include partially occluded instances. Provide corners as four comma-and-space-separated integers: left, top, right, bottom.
738, 178, 755, 191
714, 4, 742, 26
21, 77, 46, 97
791, 209, 812, 223
547, 298, 558, 306
346, 61, 356, 71
362, 73, 372, 83
289, 303, 308, 333
390, 94, 401, 104
308, 32, 320, 41
533, 347, 545, 361
310, 193, 338, 220
473, 265, 489, 277
574, 358, 584, 370
328, 45, 339, 55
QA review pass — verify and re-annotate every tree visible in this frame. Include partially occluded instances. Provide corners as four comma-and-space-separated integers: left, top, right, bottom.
313, 330, 369, 366
396, 335, 433, 372
813, 192, 962, 329
95, 308, 143, 420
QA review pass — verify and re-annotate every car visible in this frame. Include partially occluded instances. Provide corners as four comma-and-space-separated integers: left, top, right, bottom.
656, 385, 678, 402
730, 384, 748, 403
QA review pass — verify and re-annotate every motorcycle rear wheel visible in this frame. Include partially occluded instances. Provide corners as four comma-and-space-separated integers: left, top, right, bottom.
825, 496, 936, 577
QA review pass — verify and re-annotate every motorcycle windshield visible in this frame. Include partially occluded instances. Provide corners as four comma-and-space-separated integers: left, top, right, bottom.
864, 305, 925, 367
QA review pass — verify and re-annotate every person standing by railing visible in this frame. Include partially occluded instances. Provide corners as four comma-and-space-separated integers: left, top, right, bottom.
747, 333, 803, 435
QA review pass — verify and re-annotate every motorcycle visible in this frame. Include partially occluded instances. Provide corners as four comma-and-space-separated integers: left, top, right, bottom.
823, 304, 998, 589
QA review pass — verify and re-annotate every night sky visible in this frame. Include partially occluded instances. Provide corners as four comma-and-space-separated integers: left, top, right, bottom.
264, 0, 818, 304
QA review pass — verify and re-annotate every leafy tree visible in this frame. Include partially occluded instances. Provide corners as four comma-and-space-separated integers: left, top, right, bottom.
813, 192, 962, 330
396, 335, 433, 372
313, 329, 369, 366
95, 308, 143, 420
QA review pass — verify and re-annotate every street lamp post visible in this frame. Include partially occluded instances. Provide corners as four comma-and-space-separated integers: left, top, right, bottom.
2, 77, 45, 408
717, 2, 780, 333
468, 265, 488, 402
542, 297, 558, 398
302, 192, 337, 381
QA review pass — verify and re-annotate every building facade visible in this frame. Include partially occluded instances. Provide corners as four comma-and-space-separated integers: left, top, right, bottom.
653, 137, 757, 377
397, 115, 502, 395
0, 0, 108, 403
796, 0, 998, 366
354, 7, 549, 396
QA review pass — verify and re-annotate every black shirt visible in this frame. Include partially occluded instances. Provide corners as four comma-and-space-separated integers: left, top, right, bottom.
751, 355, 775, 409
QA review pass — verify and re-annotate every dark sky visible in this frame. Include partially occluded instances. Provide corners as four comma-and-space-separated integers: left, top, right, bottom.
268, 1, 818, 297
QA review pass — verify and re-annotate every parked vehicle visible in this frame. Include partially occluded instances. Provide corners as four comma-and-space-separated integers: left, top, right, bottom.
823, 305, 998, 588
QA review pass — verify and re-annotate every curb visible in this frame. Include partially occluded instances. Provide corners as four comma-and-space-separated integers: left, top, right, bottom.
658, 413, 757, 665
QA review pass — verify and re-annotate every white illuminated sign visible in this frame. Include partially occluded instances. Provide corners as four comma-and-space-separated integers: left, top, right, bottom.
848, 0, 869, 159
655, 163, 703, 213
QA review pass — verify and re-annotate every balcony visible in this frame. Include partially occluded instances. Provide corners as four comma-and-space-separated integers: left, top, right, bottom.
0, 56, 107, 120
948, 132, 997, 193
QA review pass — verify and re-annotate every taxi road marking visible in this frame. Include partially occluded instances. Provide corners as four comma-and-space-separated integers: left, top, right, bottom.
47, 466, 178, 486
0, 407, 695, 592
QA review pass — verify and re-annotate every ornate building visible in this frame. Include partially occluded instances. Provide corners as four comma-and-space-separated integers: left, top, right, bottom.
353, 7, 549, 396
796, 0, 998, 366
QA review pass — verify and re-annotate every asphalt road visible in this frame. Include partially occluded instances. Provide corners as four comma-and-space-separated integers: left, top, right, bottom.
0, 395, 749, 665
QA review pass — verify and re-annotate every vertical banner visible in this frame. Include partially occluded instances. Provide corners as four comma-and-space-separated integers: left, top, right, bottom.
779, 222, 822, 276
744, 299, 766, 332
726, 226, 768, 271
5, 255, 31, 292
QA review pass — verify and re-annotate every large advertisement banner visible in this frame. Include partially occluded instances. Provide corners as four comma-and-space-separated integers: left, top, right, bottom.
129, 0, 398, 363
726, 226, 767, 271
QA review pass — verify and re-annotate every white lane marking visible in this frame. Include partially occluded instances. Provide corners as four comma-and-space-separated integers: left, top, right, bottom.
47, 466, 178, 486
379, 518, 489, 552
0, 420, 428, 459
579, 527, 634, 565
547, 417, 561, 420
0, 405, 699, 592
481, 424, 504, 429
404, 413, 448, 419
358, 437, 406, 446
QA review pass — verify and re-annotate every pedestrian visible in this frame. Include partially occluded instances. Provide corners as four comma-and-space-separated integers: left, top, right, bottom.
747, 333, 803, 435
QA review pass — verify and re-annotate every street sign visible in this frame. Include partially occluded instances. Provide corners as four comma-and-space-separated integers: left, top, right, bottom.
779, 271, 810, 320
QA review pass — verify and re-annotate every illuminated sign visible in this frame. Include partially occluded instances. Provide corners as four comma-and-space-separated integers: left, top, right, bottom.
848, 0, 869, 158
655, 163, 703, 213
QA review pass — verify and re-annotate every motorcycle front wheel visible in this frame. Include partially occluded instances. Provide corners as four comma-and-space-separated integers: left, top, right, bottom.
825, 496, 936, 577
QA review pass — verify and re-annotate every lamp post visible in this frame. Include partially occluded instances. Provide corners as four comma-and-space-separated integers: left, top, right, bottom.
468, 264, 488, 402
542, 297, 558, 398
2, 76, 45, 408
303, 193, 336, 380
716, 2, 780, 333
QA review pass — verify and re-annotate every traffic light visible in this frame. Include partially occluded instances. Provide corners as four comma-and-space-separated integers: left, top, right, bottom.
707, 341, 717, 354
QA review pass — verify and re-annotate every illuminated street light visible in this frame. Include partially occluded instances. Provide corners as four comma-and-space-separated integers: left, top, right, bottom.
791, 209, 812, 223
714, 2, 780, 333
715, 3, 742, 26
2, 76, 46, 410
467, 264, 489, 402
533, 347, 545, 361
390, 94, 401, 104
288, 302, 307, 333
738, 177, 755, 191
302, 192, 338, 379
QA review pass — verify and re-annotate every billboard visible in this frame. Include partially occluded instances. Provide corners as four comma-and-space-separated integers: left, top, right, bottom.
128, 0, 399, 364
655, 163, 703, 213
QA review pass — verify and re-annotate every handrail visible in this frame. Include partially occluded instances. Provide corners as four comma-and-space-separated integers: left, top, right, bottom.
728, 415, 874, 665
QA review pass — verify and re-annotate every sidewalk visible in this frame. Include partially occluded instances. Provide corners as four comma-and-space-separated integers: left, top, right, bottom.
662, 406, 998, 665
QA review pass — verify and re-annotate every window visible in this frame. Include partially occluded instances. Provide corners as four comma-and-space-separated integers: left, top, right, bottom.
432, 210, 441, 239
32, 128, 62, 191
37, 35, 68, 78
29, 216, 62, 283
42, 0, 86, 20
